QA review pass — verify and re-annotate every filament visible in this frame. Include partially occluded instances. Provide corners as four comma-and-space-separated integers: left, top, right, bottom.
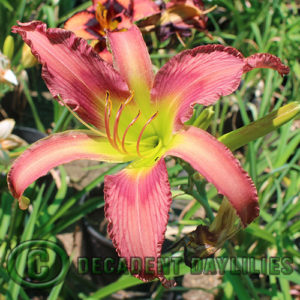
113, 103, 123, 149
121, 110, 141, 153
113, 91, 135, 151
104, 92, 116, 148
57, 95, 106, 137
202, 5, 217, 15
176, 32, 186, 47
124, 91, 134, 105
136, 111, 158, 157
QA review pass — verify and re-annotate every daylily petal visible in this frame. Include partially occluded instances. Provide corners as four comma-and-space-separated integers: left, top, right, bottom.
162, 0, 206, 28
132, 0, 160, 21
64, 11, 102, 40
167, 126, 259, 226
243, 53, 290, 75
114, 0, 131, 10
92, 0, 100, 10
8, 130, 131, 203
108, 25, 154, 109
93, 0, 131, 11
104, 158, 175, 287
92, 40, 113, 64
12, 21, 130, 131
152, 45, 289, 134
97, 48, 113, 65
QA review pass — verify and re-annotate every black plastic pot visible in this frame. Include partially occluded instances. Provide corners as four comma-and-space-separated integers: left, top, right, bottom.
80, 187, 122, 286
13, 126, 47, 143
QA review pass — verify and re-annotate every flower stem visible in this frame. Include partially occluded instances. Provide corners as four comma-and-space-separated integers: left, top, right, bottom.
20, 78, 46, 133
192, 180, 214, 222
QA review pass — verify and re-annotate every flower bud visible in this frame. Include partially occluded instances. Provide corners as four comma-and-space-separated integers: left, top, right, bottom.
21, 43, 38, 68
19, 196, 30, 210
219, 102, 300, 151
3, 35, 14, 60
192, 106, 215, 130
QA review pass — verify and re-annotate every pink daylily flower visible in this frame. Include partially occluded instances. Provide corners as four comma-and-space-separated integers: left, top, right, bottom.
9, 21, 289, 287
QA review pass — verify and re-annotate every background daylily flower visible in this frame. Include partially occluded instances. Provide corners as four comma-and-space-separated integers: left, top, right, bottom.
65, 0, 213, 61
0, 119, 27, 151
0, 119, 27, 167
138, 0, 213, 41
64, 0, 159, 62
9, 21, 289, 286
0, 51, 18, 86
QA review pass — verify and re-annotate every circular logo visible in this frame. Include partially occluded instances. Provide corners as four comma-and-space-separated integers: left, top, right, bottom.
7, 240, 69, 288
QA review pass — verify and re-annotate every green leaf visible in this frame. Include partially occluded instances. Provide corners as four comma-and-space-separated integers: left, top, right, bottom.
245, 223, 275, 244
0, 0, 13, 11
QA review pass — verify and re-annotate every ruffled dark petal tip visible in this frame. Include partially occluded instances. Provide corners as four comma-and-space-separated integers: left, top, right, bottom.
243, 53, 290, 76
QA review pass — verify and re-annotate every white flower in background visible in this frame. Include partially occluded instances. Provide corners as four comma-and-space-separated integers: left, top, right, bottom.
0, 51, 18, 85
0, 119, 26, 150
0, 119, 27, 166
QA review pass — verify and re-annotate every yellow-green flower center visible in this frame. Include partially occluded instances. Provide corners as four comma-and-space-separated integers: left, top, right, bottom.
104, 92, 165, 161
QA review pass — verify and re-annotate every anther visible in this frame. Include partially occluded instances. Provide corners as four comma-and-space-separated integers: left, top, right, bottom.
124, 91, 134, 105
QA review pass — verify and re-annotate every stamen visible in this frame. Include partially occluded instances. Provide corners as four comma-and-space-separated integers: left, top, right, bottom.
104, 91, 116, 148
124, 91, 134, 105
113, 91, 135, 150
136, 111, 158, 157
113, 103, 124, 149
57, 95, 106, 137
176, 31, 186, 48
121, 110, 141, 153
202, 5, 217, 15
